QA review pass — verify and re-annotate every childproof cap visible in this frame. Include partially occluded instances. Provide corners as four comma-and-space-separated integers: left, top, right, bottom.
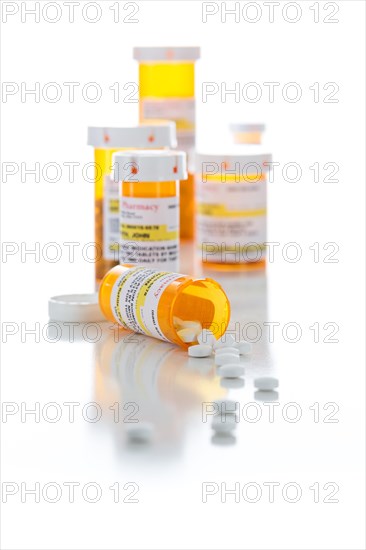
112, 149, 188, 182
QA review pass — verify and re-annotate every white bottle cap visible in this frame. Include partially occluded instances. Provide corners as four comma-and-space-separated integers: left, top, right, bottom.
48, 294, 106, 323
87, 122, 177, 149
229, 123, 266, 133
113, 149, 187, 182
133, 46, 200, 61
196, 150, 272, 173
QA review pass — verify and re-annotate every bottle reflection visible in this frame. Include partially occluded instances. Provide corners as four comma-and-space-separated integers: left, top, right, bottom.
94, 328, 227, 452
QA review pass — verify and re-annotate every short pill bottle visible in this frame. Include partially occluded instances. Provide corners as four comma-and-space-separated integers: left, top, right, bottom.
229, 123, 265, 145
88, 123, 176, 284
99, 264, 230, 347
133, 46, 200, 240
195, 150, 272, 270
113, 149, 187, 272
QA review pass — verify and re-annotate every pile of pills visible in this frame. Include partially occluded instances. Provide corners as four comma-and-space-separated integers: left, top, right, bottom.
185, 327, 252, 380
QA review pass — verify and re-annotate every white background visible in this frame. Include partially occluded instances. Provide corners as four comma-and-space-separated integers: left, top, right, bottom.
1, 1, 365, 549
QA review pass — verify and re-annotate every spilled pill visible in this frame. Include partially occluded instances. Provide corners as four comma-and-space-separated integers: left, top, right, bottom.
254, 377, 279, 390
218, 364, 245, 378
214, 334, 236, 349
215, 353, 240, 366
188, 344, 213, 358
197, 329, 216, 347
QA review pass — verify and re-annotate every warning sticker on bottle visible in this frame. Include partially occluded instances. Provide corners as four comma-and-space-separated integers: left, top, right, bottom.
120, 196, 179, 271
110, 267, 184, 341
103, 175, 120, 260
196, 179, 267, 262
141, 97, 195, 151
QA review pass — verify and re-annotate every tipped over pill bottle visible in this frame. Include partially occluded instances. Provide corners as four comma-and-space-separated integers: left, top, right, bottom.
230, 123, 265, 145
113, 149, 187, 271
196, 150, 272, 270
133, 46, 200, 240
88, 123, 176, 284
99, 265, 230, 347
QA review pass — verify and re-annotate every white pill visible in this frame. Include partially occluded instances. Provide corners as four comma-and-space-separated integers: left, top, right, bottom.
197, 329, 216, 347
188, 344, 213, 358
215, 353, 240, 366
254, 377, 279, 390
177, 327, 199, 343
254, 390, 279, 402
212, 414, 237, 432
214, 400, 239, 416
174, 317, 202, 331
126, 422, 154, 443
218, 364, 245, 378
215, 346, 240, 356
236, 340, 252, 355
214, 334, 236, 349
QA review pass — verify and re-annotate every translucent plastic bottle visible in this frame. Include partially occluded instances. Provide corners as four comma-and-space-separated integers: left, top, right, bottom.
88, 123, 176, 284
133, 46, 200, 240
229, 123, 265, 145
113, 149, 187, 271
99, 264, 230, 347
196, 150, 272, 270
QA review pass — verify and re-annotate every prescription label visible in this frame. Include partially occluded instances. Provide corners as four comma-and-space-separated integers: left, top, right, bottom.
103, 175, 120, 260
196, 179, 267, 262
141, 98, 195, 151
120, 196, 179, 271
110, 267, 184, 341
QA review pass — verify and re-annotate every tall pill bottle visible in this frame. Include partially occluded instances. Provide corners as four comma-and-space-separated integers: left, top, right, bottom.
229, 123, 265, 145
88, 123, 176, 284
196, 150, 272, 270
133, 46, 200, 240
99, 264, 230, 347
113, 149, 187, 271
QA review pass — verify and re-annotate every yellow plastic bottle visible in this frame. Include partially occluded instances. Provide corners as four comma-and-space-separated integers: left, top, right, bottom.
99, 264, 230, 348
229, 123, 265, 145
88, 123, 176, 284
113, 149, 187, 271
196, 150, 272, 270
133, 46, 200, 240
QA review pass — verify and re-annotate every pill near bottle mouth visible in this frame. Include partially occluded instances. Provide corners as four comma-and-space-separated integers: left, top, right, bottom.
197, 329, 216, 347
215, 353, 240, 366
177, 327, 199, 343
188, 344, 213, 358
254, 377, 279, 390
213, 334, 236, 349
218, 364, 245, 378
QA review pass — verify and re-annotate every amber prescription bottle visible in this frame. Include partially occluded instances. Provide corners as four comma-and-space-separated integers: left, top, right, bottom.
133, 46, 200, 240
196, 150, 272, 269
88, 123, 177, 284
99, 264, 230, 347
113, 149, 187, 271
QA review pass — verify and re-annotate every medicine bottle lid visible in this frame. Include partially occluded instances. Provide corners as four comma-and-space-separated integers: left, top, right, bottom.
87, 122, 177, 149
229, 123, 266, 133
48, 294, 106, 323
133, 46, 200, 61
113, 149, 187, 182
196, 150, 272, 172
